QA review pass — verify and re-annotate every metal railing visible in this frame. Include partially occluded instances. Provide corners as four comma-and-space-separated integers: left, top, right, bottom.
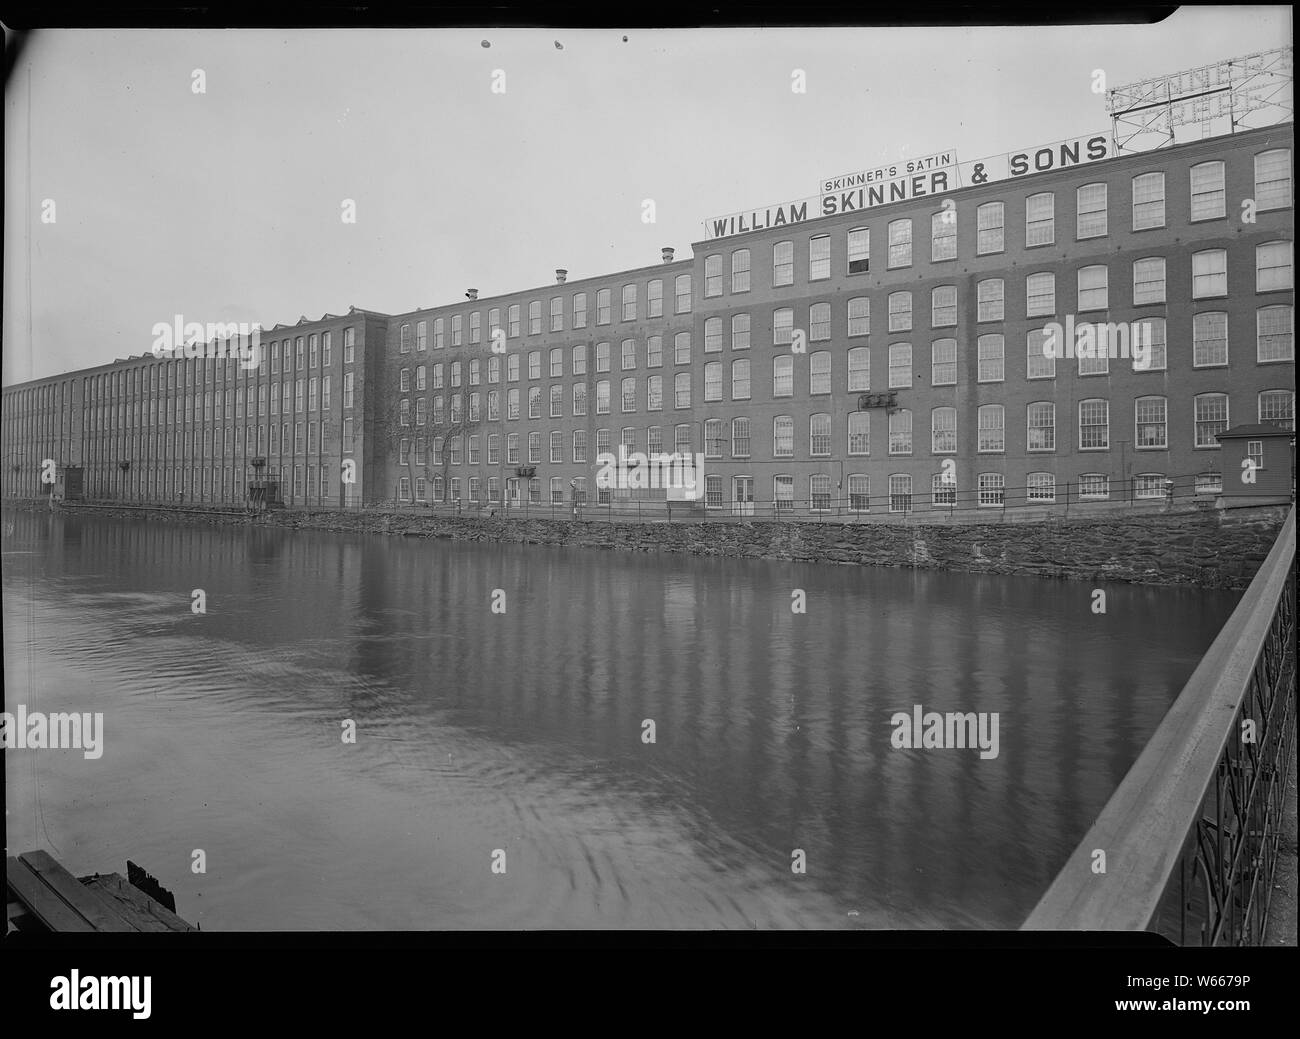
1023, 506, 1297, 943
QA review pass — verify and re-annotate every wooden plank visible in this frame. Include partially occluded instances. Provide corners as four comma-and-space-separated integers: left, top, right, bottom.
18, 851, 141, 932
82, 875, 196, 932
5, 856, 95, 932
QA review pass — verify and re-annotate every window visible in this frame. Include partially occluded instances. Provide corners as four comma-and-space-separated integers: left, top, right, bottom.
572, 430, 587, 463
470, 311, 481, 343
932, 209, 956, 260
931, 339, 956, 386
1077, 182, 1107, 238
1077, 265, 1108, 311
415, 397, 427, 426
1133, 257, 1166, 305
432, 395, 444, 424
506, 387, 519, 420
1194, 393, 1229, 448
810, 351, 831, 395
888, 343, 912, 388
622, 284, 637, 321
889, 410, 912, 455
572, 344, 587, 375
773, 241, 794, 286
932, 473, 956, 509
647, 375, 662, 411
449, 435, 462, 465
550, 297, 563, 332
848, 297, 869, 336
847, 228, 869, 274
978, 473, 1005, 508
638, 279, 659, 319
674, 372, 690, 409
400, 323, 412, 353
550, 384, 562, 417
596, 341, 610, 373
1026, 192, 1054, 246
550, 347, 564, 377
808, 474, 832, 512
704, 319, 723, 353
1135, 396, 1168, 449
888, 292, 912, 332
1027, 472, 1055, 502
889, 474, 912, 513
888, 219, 911, 268
453, 360, 464, 387
527, 351, 541, 380
1134, 474, 1166, 500
773, 416, 794, 457
730, 359, 751, 400
1192, 249, 1227, 298
549, 431, 563, 463
1257, 241, 1293, 292
531, 385, 544, 418
977, 201, 1004, 254
596, 289, 611, 325
1257, 305, 1294, 362
704, 363, 722, 402
1026, 273, 1055, 318
1079, 399, 1110, 450
675, 275, 692, 314
674, 332, 691, 365
977, 279, 1004, 322
845, 474, 870, 512
808, 235, 831, 280
1078, 474, 1109, 500
731, 417, 751, 458
732, 250, 751, 292
848, 346, 871, 390
573, 293, 588, 328
773, 356, 793, 397
1193, 311, 1228, 367
847, 410, 870, 456
810, 303, 831, 342
488, 356, 500, 383
1135, 317, 1167, 371
773, 308, 793, 347
487, 309, 499, 340
931, 407, 956, 454
931, 286, 957, 328
1259, 389, 1295, 430
1027, 402, 1055, 452
572, 383, 586, 415
702, 418, 724, 459
488, 434, 501, 464
977, 404, 1005, 453
809, 414, 832, 457
451, 314, 464, 346
1255, 149, 1292, 211
1196, 472, 1223, 495
977, 334, 1004, 382
774, 476, 795, 514
1190, 161, 1226, 221
508, 304, 521, 337
1133, 172, 1165, 229
399, 368, 411, 393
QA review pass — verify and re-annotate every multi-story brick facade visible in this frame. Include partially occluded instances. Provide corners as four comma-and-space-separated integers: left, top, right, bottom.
2, 123, 1293, 516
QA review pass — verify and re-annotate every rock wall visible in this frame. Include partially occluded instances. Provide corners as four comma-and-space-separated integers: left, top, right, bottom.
9, 497, 1287, 590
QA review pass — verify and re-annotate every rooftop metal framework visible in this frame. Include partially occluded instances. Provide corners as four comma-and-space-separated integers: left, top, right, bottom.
1107, 47, 1293, 155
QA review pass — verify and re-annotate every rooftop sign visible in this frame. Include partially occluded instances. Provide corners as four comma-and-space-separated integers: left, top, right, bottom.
704, 131, 1113, 239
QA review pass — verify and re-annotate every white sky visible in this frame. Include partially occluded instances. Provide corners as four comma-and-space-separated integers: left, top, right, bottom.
2, 10, 1292, 385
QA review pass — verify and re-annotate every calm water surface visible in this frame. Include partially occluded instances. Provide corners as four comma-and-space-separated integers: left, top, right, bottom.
2, 508, 1239, 930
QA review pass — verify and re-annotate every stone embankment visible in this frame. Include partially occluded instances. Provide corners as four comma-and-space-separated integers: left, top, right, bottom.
5, 497, 1289, 590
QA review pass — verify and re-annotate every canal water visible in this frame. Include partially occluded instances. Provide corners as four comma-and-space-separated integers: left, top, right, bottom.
2, 508, 1240, 930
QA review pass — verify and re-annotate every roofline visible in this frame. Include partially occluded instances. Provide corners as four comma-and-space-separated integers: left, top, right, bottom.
690, 120, 1295, 249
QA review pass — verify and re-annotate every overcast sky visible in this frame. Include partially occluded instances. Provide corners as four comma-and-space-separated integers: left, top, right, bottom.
2, 9, 1292, 386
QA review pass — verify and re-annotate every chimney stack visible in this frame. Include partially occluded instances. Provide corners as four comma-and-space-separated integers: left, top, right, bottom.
466, 288, 478, 301
555, 269, 567, 284
662, 247, 674, 264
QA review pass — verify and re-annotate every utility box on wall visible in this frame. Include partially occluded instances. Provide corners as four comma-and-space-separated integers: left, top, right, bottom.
54, 465, 83, 502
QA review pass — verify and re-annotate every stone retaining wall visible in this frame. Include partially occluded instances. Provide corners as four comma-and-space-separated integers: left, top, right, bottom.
4, 498, 1289, 589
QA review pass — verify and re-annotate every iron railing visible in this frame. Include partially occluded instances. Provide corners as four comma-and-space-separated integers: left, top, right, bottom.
1023, 506, 1297, 943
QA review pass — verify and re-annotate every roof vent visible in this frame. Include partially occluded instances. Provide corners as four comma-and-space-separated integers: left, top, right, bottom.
662, 247, 674, 264
466, 288, 479, 301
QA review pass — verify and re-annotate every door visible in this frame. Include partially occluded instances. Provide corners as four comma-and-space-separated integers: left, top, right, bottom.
732, 476, 754, 516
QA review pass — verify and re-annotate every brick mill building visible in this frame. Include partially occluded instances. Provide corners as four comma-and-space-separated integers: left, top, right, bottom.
2, 121, 1293, 517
